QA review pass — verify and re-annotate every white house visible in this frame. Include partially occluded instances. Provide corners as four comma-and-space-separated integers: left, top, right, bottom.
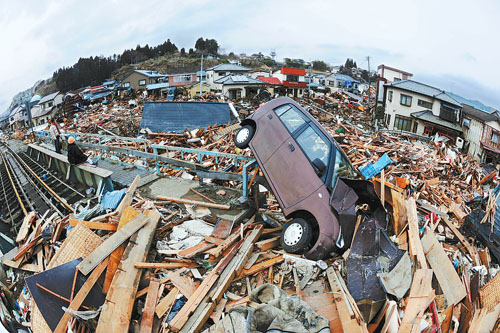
376, 65, 413, 107
383, 80, 464, 144
213, 75, 265, 99
461, 104, 499, 160
205, 64, 251, 90
271, 67, 306, 98
39, 91, 63, 112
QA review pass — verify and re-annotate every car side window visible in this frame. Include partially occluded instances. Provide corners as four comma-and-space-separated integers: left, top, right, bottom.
274, 104, 308, 134
331, 148, 355, 187
295, 126, 330, 168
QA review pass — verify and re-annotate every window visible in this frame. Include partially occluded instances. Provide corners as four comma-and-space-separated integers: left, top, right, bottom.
296, 126, 330, 169
492, 133, 499, 144
275, 104, 308, 133
463, 118, 471, 128
418, 99, 433, 109
173, 75, 192, 83
388, 91, 393, 102
139, 79, 146, 86
400, 94, 412, 106
394, 78, 401, 81
440, 104, 459, 123
286, 75, 299, 82
394, 115, 412, 131
218, 72, 226, 76
123, 82, 130, 88
48, 102, 53, 107
299, 89, 303, 94
331, 148, 355, 187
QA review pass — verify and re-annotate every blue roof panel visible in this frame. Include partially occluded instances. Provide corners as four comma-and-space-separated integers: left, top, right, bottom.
139, 101, 231, 134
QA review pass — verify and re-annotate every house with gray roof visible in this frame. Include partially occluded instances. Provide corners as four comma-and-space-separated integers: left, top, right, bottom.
206, 64, 251, 89
324, 73, 359, 93
213, 75, 265, 99
120, 70, 168, 90
383, 80, 464, 144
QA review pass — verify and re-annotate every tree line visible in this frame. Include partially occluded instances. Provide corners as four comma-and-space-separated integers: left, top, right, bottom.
53, 37, 219, 92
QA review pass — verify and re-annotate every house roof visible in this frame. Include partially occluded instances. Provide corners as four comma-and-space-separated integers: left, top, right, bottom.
257, 76, 282, 85
139, 101, 231, 134
281, 67, 306, 76
208, 64, 251, 72
385, 80, 462, 107
328, 73, 359, 83
31, 105, 52, 119
133, 70, 167, 78
411, 110, 463, 132
214, 75, 264, 85
39, 91, 60, 104
462, 104, 499, 121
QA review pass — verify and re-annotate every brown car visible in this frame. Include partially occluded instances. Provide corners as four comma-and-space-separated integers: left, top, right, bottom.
234, 97, 363, 260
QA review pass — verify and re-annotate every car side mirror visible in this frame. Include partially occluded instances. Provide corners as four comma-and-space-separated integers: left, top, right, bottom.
312, 158, 326, 177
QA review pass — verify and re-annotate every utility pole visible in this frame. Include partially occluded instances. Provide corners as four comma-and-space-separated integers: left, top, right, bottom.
367, 56, 371, 104
200, 53, 204, 96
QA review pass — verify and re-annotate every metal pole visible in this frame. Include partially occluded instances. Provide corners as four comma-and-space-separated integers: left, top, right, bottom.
200, 53, 204, 95
25, 101, 35, 142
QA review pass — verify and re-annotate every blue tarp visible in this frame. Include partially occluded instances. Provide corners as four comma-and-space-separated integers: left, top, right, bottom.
101, 189, 126, 210
139, 101, 231, 134
360, 153, 393, 180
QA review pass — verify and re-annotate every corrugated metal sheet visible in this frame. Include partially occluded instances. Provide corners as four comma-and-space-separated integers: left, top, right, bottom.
139, 101, 231, 134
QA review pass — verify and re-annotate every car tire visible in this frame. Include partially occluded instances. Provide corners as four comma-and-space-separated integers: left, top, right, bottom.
234, 125, 254, 149
280, 218, 313, 254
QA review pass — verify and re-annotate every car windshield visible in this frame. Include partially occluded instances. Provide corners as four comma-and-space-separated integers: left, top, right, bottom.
330, 147, 355, 187
296, 126, 330, 170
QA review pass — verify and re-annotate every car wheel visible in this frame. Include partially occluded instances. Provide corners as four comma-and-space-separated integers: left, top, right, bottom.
234, 125, 254, 149
280, 218, 313, 254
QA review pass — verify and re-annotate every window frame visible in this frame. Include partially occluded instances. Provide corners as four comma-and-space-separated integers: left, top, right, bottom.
123, 82, 130, 88
400, 94, 412, 106
388, 91, 393, 102
492, 132, 499, 144
139, 79, 146, 86
417, 99, 433, 109
394, 115, 412, 131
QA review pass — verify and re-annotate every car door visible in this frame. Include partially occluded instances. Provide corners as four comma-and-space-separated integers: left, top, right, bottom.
264, 108, 330, 209
250, 104, 292, 164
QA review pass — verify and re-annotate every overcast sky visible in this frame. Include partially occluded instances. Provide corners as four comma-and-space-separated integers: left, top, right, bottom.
1, 0, 499, 113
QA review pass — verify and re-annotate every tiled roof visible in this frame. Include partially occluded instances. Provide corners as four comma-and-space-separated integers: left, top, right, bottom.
281, 67, 306, 75
214, 75, 264, 85
208, 64, 251, 72
39, 91, 60, 104
257, 76, 282, 85
411, 110, 463, 132
385, 80, 461, 107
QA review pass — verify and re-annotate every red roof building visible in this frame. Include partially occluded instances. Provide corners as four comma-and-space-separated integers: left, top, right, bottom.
257, 76, 282, 85
280, 67, 307, 76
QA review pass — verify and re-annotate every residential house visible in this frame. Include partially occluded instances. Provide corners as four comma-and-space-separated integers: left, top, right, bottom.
146, 82, 170, 98
460, 104, 499, 161
213, 75, 265, 99
9, 106, 27, 131
184, 82, 211, 98
256, 76, 285, 97
120, 70, 167, 90
196, 71, 207, 83
271, 67, 307, 98
168, 73, 197, 87
39, 91, 63, 111
31, 104, 51, 126
325, 73, 359, 93
376, 65, 413, 107
205, 64, 251, 90
383, 80, 464, 144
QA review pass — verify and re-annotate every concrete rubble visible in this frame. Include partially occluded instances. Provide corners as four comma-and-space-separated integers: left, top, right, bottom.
0, 90, 500, 333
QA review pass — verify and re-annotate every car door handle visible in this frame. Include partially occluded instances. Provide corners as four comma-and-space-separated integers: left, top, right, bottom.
268, 114, 273, 119
288, 142, 295, 151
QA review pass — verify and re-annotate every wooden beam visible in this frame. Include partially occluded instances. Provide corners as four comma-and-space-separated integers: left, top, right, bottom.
156, 287, 178, 318
69, 219, 117, 231
139, 279, 160, 333
421, 233, 466, 306
255, 236, 280, 251
96, 210, 161, 332
135, 262, 197, 269
400, 269, 434, 333
54, 258, 109, 333
115, 175, 140, 217
77, 214, 149, 275
406, 198, 428, 269
156, 195, 230, 210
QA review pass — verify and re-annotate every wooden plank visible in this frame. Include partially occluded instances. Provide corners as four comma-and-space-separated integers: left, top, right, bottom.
255, 236, 280, 251
16, 212, 36, 243
303, 292, 342, 333
135, 262, 197, 269
77, 214, 149, 275
209, 298, 227, 324
441, 217, 479, 265
115, 175, 140, 217
139, 279, 160, 333
236, 256, 284, 280
178, 241, 215, 259
156, 195, 230, 210
421, 232, 466, 305
104, 206, 141, 293
406, 198, 428, 269
326, 267, 364, 332
400, 269, 434, 333
391, 188, 407, 235
204, 236, 224, 246
166, 270, 196, 298
96, 210, 161, 333
69, 219, 118, 231
54, 258, 109, 333
156, 287, 178, 318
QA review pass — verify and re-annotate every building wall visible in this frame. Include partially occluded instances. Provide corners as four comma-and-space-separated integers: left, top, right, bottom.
121, 72, 161, 90
384, 88, 443, 131
168, 74, 197, 87
464, 117, 484, 160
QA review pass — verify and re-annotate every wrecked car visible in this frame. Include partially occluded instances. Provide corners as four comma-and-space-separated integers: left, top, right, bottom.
234, 97, 379, 259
